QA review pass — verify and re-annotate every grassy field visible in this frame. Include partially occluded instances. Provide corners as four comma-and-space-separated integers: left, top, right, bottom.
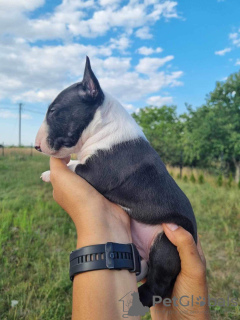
0, 150, 239, 319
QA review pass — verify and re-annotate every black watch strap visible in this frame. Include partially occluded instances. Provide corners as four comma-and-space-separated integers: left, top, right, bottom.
69, 242, 141, 281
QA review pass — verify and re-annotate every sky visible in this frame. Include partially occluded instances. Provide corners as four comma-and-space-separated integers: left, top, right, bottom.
0, 0, 240, 146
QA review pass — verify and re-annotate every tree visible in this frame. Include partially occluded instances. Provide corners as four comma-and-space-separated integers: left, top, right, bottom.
132, 105, 184, 167
183, 71, 240, 181
182, 104, 223, 167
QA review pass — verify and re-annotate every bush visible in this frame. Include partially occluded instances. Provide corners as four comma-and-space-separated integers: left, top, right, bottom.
183, 175, 188, 182
170, 171, 174, 178
198, 173, 205, 184
217, 174, 223, 187
227, 173, 233, 188
238, 180, 240, 189
177, 173, 181, 179
190, 173, 196, 183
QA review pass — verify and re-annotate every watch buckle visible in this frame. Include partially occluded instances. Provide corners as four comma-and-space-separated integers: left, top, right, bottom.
105, 242, 115, 269
130, 243, 141, 276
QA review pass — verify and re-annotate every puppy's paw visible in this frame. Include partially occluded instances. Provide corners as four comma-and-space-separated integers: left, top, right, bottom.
41, 170, 51, 182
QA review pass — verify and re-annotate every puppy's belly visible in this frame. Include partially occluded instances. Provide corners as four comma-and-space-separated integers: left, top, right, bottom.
130, 219, 163, 261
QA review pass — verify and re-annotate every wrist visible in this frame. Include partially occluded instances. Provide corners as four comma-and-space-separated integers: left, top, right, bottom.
74, 206, 132, 247
76, 222, 132, 248
76, 233, 132, 249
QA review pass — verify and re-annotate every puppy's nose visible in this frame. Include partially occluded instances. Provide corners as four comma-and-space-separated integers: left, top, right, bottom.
35, 146, 42, 152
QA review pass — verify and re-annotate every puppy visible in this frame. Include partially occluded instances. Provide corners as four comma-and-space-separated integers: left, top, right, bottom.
35, 57, 197, 307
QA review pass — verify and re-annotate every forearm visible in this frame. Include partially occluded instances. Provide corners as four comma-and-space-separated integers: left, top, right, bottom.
72, 268, 138, 320
50, 159, 139, 319
72, 214, 139, 320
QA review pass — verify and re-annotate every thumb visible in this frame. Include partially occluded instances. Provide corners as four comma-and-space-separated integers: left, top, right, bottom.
162, 223, 205, 278
50, 157, 74, 185
50, 157, 86, 193
49, 156, 101, 205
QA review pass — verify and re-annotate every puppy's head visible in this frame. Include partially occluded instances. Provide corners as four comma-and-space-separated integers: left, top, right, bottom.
35, 57, 104, 158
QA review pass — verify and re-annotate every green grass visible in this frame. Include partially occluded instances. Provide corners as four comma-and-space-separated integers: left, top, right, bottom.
0, 154, 74, 320
0, 153, 239, 319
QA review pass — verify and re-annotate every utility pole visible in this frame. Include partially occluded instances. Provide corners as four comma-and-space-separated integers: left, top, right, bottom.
19, 103, 22, 147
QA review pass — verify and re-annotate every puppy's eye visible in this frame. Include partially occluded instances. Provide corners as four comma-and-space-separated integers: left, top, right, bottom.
50, 108, 56, 114
49, 103, 60, 115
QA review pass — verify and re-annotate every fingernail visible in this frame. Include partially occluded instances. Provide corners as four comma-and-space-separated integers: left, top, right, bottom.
165, 223, 179, 231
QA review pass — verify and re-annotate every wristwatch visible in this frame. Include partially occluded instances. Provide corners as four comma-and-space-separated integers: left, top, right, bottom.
69, 242, 141, 281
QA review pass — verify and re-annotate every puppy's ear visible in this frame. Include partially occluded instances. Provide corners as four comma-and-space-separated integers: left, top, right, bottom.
79, 56, 103, 103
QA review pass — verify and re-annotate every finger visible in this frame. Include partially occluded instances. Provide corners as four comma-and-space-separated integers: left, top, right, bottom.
52, 190, 57, 202
197, 235, 206, 268
162, 224, 205, 277
50, 156, 70, 172
49, 157, 103, 205
61, 156, 71, 164
50, 157, 74, 186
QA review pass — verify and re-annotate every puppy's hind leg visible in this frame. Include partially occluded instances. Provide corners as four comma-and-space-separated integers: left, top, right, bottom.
138, 232, 181, 307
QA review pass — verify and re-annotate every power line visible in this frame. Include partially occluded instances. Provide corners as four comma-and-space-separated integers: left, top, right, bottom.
24, 105, 47, 112
0, 107, 18, 110
0, 103, 46, 146
0, 105, 46, 112
0, 106, 46, 115
23, 108, 45, 115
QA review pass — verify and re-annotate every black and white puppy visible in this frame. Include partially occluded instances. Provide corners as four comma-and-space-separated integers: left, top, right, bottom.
35, 57, 197, 307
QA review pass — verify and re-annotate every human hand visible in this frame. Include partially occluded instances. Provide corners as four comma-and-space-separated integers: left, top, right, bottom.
150, 224, 210, 320
50, 157, 210, 320
49, 157, 132, 248
50, 157, 139, 320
